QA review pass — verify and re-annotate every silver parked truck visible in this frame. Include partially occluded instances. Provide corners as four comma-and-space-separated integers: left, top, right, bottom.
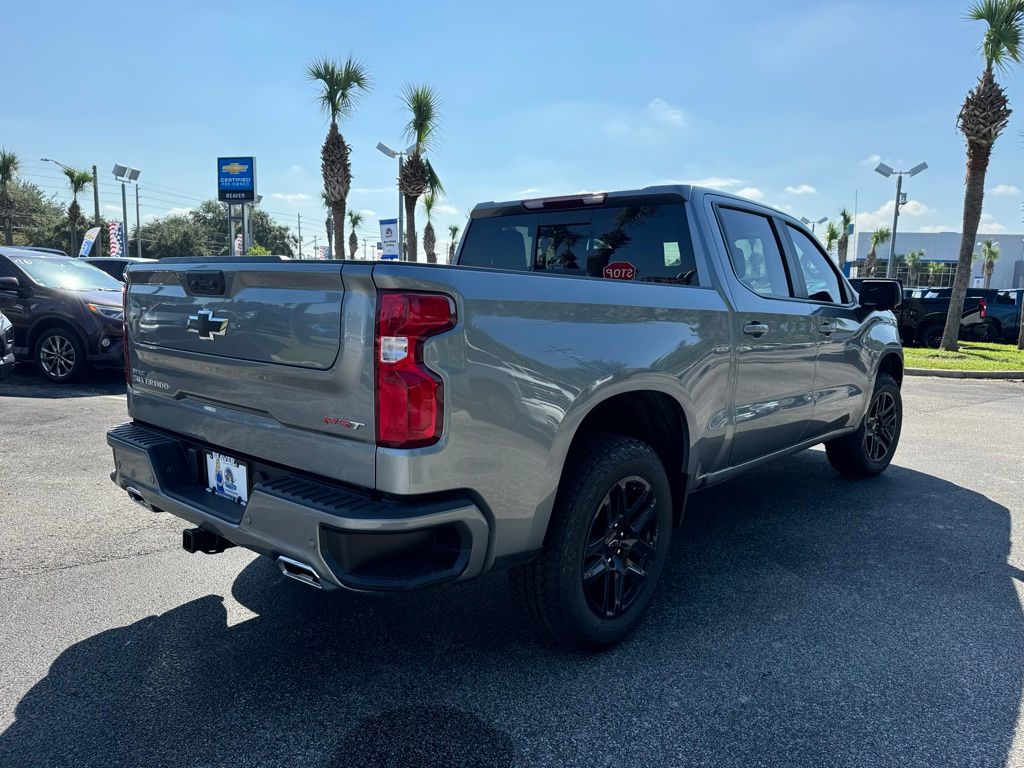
107, 185, 904, 649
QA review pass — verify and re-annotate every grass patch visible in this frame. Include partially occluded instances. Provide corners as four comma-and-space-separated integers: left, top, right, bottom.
904, 341, 1024, 372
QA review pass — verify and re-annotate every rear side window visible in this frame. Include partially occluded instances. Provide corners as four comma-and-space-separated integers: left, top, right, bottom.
459, 202, 698, 285
717, 207, 792, 299
786, 225, 845, 304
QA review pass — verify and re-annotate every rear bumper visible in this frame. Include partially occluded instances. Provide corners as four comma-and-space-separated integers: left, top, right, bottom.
106, 422, 490, 591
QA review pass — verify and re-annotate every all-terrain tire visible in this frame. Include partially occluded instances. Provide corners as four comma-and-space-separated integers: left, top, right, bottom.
825, 373, 902, 479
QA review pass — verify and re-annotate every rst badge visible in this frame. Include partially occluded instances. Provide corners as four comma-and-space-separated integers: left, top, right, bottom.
323, 416, 365, 430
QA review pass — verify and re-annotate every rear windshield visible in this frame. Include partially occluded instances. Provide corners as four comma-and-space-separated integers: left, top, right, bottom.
7, 255, 123, 292
459, 200, 698, 285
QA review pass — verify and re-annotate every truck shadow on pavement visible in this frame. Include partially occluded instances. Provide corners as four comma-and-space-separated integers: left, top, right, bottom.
1, 451, 1021, 767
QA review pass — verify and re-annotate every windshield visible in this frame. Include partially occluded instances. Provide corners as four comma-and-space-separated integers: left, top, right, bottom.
9, 255, 123, 291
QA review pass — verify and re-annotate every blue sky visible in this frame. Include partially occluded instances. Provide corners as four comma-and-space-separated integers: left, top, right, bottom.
4, 0, 1024, 255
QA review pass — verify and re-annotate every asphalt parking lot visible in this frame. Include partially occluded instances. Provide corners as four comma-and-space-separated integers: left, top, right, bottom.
1, 364, 1022, 768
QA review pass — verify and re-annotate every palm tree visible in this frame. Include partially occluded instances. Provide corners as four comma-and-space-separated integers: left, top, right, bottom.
0, 149, 19, 246
823, 221, 841, 261
447, 223, 460, 263
422, 192, 438, 264
321, 190, 335, 258
928, 261, 945, 287
942, 0, 1023, 350
974, 239, 1001, 287
905, 250, 925, 286
836, 208, 854, 272
864, 226, 891, 277
307, 56, 371, 261
62, 167, 92, 256
347, 210, 363, 259
398, 84, 443, 262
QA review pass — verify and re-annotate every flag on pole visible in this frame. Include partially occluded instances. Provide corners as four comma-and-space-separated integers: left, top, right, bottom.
108, 221, 124, 257
79, 227, 101, 257
233, 234, 243, 255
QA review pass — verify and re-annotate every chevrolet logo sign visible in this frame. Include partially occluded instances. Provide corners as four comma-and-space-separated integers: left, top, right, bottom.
186, 309, 228, 340
221, 162, 249, 174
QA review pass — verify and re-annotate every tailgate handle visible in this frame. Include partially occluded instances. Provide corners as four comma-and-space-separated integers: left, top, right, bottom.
185, 270, 226, 296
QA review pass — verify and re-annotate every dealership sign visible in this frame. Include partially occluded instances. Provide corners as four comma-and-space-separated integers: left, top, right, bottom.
379, 218, 399, 260
217, 157, 256, 202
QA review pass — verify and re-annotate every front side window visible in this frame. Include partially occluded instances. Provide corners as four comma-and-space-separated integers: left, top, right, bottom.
459, 201, 698, 285
786, 225, 845, 304
717, 207, 792, 299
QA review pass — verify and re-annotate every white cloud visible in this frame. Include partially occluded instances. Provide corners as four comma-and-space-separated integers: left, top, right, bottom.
979, 212, 1007, 234
434, 204, 460, 216
856, 199, 931, 231
166, 207, 192, 217
102, 204, 121, 214
515, 188, 539, 196
861, 153, 882, 167
989, 184, 1020, 197
736, 187, 764, 200
352, 186, 393, 194
919, 225, 957, 233
271, 192, 310, 203
784, 184, 816, 195
289, 164, 305, 173
769, 202, 794, 213
647, 98, 686, 128
357, 209, 376, 219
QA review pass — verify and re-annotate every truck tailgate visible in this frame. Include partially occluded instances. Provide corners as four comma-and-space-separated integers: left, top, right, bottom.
124, 259, 377, 489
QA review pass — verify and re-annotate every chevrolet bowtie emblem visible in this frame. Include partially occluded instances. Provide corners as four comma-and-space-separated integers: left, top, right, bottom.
186, 308, 228, 340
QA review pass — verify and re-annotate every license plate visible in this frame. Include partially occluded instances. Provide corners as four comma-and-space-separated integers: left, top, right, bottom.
205, 451, 249, 505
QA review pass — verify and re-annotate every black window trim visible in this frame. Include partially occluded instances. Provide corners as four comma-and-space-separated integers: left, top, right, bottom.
712, 203, 797, 302
778, 221, 856, 308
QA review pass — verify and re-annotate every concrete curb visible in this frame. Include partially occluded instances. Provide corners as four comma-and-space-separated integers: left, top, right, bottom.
905, 367, 1024, 380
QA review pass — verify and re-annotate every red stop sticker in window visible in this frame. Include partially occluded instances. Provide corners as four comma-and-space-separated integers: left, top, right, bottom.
602, 261, 636, 280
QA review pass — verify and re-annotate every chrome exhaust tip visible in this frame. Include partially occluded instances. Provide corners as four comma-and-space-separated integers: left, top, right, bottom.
277, 556, 323, 589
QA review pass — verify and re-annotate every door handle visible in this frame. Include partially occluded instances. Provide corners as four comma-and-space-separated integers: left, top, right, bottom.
743, 322, 769, 337
818, 322, 838, 335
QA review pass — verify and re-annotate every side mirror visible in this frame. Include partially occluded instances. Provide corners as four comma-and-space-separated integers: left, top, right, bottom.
857, 279, 902, 311
0, 276, 25, 297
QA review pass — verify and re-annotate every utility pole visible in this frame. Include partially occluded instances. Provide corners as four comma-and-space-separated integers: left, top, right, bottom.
363, 238, 367, 259
92, 165, 102, 257
314, 235, 318, 258
297, 213, 302, 259
135, 185, 142, 258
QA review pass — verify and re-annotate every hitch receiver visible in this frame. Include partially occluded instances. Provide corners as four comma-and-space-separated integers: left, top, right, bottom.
182, 527, 235, 555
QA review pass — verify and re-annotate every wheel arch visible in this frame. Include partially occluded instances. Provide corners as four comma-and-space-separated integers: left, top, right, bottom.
28, 314, 88, 354
876, 350, 904, 387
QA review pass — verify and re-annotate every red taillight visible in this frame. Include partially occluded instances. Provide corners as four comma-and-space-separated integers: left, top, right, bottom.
122, 281, 130, 387
979, 298, 987, 319
375, 291, 456, 448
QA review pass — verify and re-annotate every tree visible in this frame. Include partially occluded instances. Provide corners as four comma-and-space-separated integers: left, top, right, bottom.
836, 208, 854, 271
248, 244, 271, 255
823, 220, 841, 260
398, 84, 443, 262
447, 223, 460, 263
942, 0, 1023, 350
928, 260, 945, 287
0, 149, 20, 246
307, 56, 371, 262
189, 199, 295, 257
139, 214, 211, 259
974, 239, 1001, 287
322, 191, 334, 257
347, 210, 362, 259
62, 167, 92, 256
864, 226, 891, 277
422, 192, 438, 264
905, 249, 925, 286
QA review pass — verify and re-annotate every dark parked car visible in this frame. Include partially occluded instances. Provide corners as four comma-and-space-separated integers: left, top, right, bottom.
85, 256, 157, 282
850, 280, 988, 348
0, 248, 125, 382
0, 310, 14, 380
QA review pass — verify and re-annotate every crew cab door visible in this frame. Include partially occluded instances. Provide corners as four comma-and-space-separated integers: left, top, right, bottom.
780, 223, 870, 439
713, 205, 819, 466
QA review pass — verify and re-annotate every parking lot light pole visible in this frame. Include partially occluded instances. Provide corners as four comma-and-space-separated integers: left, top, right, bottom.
112, 164, 140, 258
377, 141, 417, 261
800, 215, 828, 234
874, 161, 928, 278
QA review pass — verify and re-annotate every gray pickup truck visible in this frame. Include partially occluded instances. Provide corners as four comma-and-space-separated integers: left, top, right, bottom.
107, 185, 904, 649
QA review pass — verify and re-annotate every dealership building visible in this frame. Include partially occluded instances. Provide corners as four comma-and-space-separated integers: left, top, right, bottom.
851, 231, 1024, 289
